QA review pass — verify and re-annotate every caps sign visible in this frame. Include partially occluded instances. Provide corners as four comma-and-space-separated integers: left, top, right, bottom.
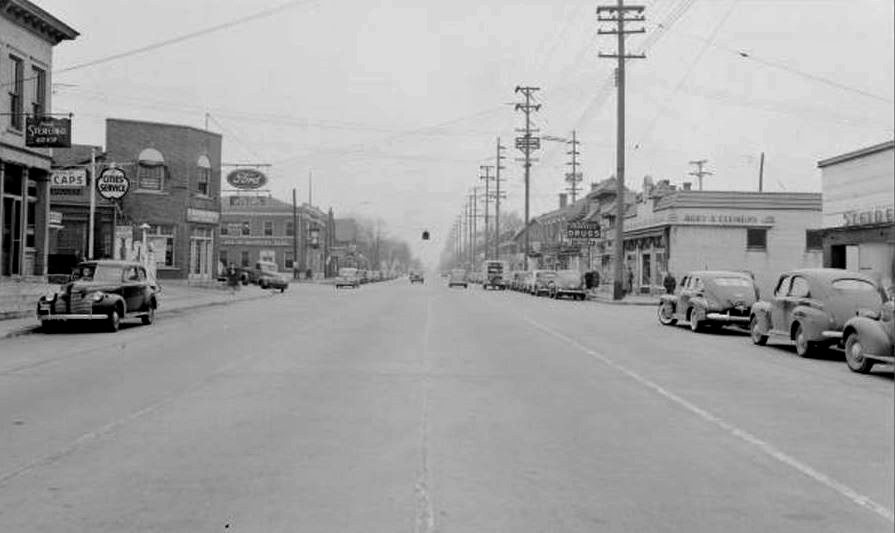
226, 169, 267, 190
96, 168, 130, 200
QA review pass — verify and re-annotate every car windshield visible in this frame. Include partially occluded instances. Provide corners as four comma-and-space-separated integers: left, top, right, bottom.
10, 5, 891, 531
71, 264, 122, 283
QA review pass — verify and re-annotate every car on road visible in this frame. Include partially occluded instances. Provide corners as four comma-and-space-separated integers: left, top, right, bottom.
482, 260, 509, 290
547, 270, 587, 300
658, 270, 759, 332
749, 269, 887, 357
841, 299, 894, 373
335, 267, 360, 289
253, 261, 289, 292
448, 268, 468, 288
37, 260, 160, 332
529, 270, 558, 296
410, 271, 424, 284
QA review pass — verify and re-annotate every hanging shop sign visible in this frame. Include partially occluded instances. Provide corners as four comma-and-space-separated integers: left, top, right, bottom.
226, 169, 268, 190
50, 168, 87, 188
96, 167, 130, 200
25, 117, 72, 148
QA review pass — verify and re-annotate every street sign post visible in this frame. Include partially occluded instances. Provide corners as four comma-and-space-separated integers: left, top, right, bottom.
515, 136, 541, 151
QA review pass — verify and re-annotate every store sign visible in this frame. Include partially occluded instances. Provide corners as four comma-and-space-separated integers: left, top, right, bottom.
566, 221, 601, 240
187, 208, 220, 224
96, 168, 130, 200
842, 206, 894, 227
220, 237, 290, 247
681, 213, 775, 226
48, 211, 63, 225
25, 117, 71, 148
50, 168, 86, 187
226, 169, 267, 190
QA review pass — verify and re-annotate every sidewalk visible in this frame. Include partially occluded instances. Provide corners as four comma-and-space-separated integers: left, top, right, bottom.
0, 280, 273, 340
586, 288, 659, 306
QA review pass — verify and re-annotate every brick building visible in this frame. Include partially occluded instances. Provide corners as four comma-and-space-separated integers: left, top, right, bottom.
0, 0, 78, 278
105, 118, 222, 281
219, 194, 330, 278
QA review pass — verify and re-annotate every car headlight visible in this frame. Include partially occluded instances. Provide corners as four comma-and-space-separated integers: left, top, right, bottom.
91, 291, 106, 302
41, 291, 58, 302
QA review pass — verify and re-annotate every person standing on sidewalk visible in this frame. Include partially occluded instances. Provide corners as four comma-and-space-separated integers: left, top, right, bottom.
226, 264, 240, 295
663, 271, 677, 294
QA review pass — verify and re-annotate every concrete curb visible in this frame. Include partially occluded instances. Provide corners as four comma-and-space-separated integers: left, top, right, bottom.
586, 296, 658, 306
0, 291, 273, 341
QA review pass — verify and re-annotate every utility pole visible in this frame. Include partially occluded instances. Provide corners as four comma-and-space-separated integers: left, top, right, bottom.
758, 152, 765, 192
514, 86, 541, 271
598, 0, 646, 300
495, 137, 506, 260
88, 146, 97, 259
480, 165, 494, 259
565, 130, 582, 203
465, 196, 472, 268
471, 187, 479, 266
688, 159, 712, 191
292, 188, 299, 279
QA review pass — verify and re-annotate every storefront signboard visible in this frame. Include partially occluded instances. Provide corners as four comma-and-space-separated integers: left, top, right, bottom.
187, 208, 220, 224
226, 169, 268, 190
48, 211, 63, 226
25, 117, 71, 148
50, 168, 86, 187
679, 213, 775, 226
96, 168, 130, 200
841, 206, 894, 227
566, 221, 600, 239
220, 237, 290, 247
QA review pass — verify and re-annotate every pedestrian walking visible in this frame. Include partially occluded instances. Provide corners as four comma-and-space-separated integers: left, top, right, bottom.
663, 271, 677, 294
626, 268, 634, 295
226, 264, 240, 295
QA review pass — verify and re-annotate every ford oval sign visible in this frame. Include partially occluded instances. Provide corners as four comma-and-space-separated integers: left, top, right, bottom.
226, 169, 268, 190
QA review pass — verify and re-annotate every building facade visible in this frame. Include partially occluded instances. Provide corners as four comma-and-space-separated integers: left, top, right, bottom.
219, 194, 329, 278
105, 118, 222, 281
0, 0, 78, 278
816, 140, 894, 290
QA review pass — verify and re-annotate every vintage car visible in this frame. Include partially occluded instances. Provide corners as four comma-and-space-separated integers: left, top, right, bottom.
658, 270, 758, 332
547, 270, 587, 300
841, 299, 894, 373
749, 269, 886, 357
448, 268, 468, 288
409, 271, 424, 284
529, 270, 558, 296
253, 261, 289, 291
513, 271, 532, 292
335, 267, 360, 289
37, 260, 160, 332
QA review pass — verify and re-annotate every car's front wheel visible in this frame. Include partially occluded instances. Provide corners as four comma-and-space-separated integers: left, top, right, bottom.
750, 316, 768, 345
844, 332, 875, 373
688, 308, 703, 332
793, 324, 815, 357
107, 309, 121, 332
141, 304, 155, 325
658, 303, 677, 326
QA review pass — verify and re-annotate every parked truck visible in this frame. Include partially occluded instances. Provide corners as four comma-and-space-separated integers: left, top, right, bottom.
482, 260, 509, 290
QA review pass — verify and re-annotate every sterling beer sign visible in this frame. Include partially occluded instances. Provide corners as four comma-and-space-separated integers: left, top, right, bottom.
226, 169, 268, 190
96, 168, 130, 200
25, 117, 72, 148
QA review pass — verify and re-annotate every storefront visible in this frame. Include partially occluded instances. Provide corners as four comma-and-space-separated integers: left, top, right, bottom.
817, 140, 895, 289
0, 161, 49, 276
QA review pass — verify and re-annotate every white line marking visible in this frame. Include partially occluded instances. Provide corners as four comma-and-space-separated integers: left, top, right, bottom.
520, 314, 894, 524
414, 295, 435, 533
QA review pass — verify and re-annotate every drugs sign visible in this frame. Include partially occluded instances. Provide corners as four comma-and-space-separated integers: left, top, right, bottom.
566, 221, 600, 240
96, 168, 130, 200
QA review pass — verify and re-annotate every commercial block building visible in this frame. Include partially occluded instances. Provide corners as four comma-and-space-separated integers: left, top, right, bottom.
0, 0, 78, 278
105, 118, 222, 281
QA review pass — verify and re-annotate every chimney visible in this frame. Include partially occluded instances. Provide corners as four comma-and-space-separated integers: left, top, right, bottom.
559, 193, 568, 208
682, 182, 692, 191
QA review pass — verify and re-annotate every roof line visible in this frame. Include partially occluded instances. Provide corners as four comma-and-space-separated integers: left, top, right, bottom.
817, 140, 894, 168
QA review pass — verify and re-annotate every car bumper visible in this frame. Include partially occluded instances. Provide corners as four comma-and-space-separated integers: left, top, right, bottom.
706, 312, 751, 323
38, 312, 108, 321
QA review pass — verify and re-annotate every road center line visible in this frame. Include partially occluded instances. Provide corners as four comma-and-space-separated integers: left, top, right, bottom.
518, 310, 894, 524
414, 295, 435, 533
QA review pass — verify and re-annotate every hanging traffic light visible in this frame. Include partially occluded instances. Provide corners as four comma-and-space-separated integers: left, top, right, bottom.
421, 230, 430, 240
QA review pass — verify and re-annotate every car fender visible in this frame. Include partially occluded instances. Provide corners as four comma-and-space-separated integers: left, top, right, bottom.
750, 301, 772, 332
93, 292, 126, 315
843, 316, 892, 356
688, 297, 708, 318
790, 305, 831, 340
659, 294, 678, 312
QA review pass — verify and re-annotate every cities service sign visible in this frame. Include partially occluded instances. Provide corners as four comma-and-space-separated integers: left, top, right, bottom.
96, 168, 130, 200
226, 169, 268, 190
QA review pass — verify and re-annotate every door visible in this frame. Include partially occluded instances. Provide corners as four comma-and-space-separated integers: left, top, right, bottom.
770, 275, 793, 332
121, 266, 144, 313
2, 197, 22, 276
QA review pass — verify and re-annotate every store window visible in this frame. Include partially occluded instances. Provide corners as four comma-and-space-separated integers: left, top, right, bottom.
805, 229, 823, 251
264, 221, 273, 236
8, 55, 24, 130
147, 224, 175, 267
746, 228, 767, 251
285, 221, 294, 236
32, 66, 46, 118
220, 250, 228, 266
240, 251, 250, 267
137, 148, 166, 191
285, 251, 294, 270
197, 155, 211, 196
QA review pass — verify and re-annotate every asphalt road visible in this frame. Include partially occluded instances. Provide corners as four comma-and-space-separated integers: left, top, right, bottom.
0, 279, 892, 532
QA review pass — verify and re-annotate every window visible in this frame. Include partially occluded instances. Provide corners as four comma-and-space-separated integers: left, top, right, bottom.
264, 221, 273, 236
8, 55, 24, 129
197, 155, 211, 196
788, 277, 810, 298
240, 251, 250, 267
220, 225, 228, 236
259, 249, 275, 263
219, 250, 228, 266
286, 221, 294, 236
285, 251, 294, 270
147, 224, 175, 267
746, 228, 767, 250
805, 229, 823, 251
241, 221, 250, 236
774, 276, 791, 298
137, 149, 166, 190
124, 266, 141, 281
32, 67, 46, 118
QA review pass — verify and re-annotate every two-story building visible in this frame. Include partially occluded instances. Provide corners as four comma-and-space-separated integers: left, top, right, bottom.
105, 118, 223, 281
0, 0, 78, 278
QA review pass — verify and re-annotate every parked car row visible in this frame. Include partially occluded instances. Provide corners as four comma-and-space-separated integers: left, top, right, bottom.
658, 268, 894, 374
334, 267, 397, 288
467, 267, 589, 301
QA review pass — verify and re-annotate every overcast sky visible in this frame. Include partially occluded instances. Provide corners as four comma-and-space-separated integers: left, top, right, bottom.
42, 0, 895, 267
